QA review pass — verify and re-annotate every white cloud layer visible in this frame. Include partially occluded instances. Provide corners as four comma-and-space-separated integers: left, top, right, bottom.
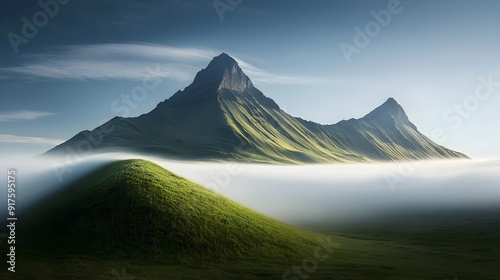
0, 134, 63, 145
235, 58, 324, 85
0, 44, 216, 81
0, 110, 54, 122
0, 43, 321, 86
2, 153, 499, 225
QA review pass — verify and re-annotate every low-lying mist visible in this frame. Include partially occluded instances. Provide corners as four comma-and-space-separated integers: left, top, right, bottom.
2, 153, 499, 228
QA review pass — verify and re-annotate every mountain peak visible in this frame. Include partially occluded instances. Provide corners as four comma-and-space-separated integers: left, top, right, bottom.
384, 97, 398, 105
183, 53, 253, 94
205, 53, 241, 76
205, 53, 253, 93
362, 98, 414, 128
162, 53, 259, 108
381, 97, 401, 109
207, 53, 238, 69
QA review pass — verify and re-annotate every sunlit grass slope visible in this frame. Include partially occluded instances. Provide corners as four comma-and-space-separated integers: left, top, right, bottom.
3, 159, 498, 279
21, 159, 323, 258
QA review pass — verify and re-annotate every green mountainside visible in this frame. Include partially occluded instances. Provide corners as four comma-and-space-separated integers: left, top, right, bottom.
46, 53, 467, 163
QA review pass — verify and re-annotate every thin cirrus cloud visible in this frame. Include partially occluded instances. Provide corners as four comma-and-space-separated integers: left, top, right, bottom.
0, 134, 63, 146
0, 44, 216, 82
0, 43, 320, 86
234, 58, 325, 86
0, 110, 54, 122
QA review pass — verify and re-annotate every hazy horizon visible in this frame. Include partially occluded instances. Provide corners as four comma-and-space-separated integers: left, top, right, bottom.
3, 153, 499, 228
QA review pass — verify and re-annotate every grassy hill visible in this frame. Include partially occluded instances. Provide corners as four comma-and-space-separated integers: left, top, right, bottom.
2, 159, 498, 279
20, 159, 325, 259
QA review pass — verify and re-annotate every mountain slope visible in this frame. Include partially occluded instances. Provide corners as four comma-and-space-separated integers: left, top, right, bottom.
20, 159, 322, 258
46, 53, 467, 162
299, 98, 466, 161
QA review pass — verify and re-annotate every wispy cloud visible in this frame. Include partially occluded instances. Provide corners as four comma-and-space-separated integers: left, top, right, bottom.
235, 58, 325, 86
0, 111, 54, 122
0, 43, 217, 81
0, 134, 63, 145
0, 43, 323, 86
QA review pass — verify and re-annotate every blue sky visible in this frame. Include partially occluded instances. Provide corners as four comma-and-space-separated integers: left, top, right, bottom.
1, 0, 499, 158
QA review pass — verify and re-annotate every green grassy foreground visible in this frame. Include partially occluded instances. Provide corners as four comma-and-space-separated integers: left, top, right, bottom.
1, 159, 498, 279
19, 160, 324, 258
2, 222, 499, 280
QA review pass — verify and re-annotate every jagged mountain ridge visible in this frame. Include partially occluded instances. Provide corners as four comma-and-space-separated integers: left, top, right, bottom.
46, 53, 467, 163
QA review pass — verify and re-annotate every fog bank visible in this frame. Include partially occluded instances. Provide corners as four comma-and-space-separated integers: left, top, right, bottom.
2, 153, 499, 227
